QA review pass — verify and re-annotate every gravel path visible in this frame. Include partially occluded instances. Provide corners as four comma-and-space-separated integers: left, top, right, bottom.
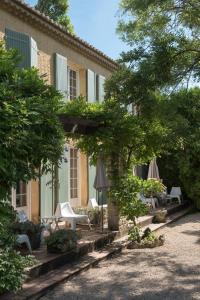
40, 213, 200, 300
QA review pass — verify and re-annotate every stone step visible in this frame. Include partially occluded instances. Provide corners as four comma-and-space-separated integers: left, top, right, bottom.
26, 231, 117, 281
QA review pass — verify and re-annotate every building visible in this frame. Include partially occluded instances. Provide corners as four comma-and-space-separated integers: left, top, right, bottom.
0, 0, 118, 222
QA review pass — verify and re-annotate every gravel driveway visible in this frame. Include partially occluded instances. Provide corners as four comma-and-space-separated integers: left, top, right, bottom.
40, 213, 200, 300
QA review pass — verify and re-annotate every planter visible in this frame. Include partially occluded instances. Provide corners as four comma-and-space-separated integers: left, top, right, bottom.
46, 229, 78, 254
30, 232, 41, 250
127, 235, 165, 249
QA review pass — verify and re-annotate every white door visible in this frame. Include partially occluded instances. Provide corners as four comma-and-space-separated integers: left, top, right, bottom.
12, 181, 31, 219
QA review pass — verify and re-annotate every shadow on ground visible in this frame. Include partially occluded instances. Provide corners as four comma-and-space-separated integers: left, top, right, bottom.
40, 213, 200, 300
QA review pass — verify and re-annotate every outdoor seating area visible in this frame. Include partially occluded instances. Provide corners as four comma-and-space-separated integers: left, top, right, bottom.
14, 185, 183, 257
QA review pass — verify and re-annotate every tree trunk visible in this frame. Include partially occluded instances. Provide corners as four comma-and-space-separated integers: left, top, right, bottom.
107, 153, 120, 231
108, 200, 120, 231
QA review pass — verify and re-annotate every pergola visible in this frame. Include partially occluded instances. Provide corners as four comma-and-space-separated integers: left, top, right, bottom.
58, 114, 103, 135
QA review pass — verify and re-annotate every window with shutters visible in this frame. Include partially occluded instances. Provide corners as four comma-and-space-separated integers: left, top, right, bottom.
70, 148, 78, 199
69, 69, 77, 100
5, 28, 38, 68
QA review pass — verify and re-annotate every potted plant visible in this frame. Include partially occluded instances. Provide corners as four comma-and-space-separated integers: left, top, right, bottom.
46, 229, 78, 254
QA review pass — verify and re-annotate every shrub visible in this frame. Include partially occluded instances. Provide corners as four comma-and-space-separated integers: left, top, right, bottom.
128, 226, 141, 243
111, 175, 147, 224
46, 229, 78, 254
0, 201, 16, 249
142, 179, 165, 198
0, 249, 34, 294
142, 228, 156, 242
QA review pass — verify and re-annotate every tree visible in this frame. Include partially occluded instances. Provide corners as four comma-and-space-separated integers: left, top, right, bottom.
107, 0, 200, 209
0, 42, 64, 199
161, 88, 200, 209
61, 97, 167, 229
118, 0, 200, 89
35, 0, 74, 33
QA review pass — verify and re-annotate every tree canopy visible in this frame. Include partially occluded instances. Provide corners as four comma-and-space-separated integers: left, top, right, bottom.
0, 42, 64, 198
118, 0, 200, 90
112, 0, 200, 208
61, 97, 168, 174
35, 0, 74, 33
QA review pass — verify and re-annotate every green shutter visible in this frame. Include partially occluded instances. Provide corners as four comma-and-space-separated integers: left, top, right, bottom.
88, 161, 96, 199
30, 37, 38, 67
5, 28, 31, 69
54, 53, 68, 101
87, 69, 95, 103
98, 75, 105, 102
40, 171, 53, 218
58, 153, 69, 203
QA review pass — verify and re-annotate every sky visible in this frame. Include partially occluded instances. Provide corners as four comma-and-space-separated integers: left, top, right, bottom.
27, 0, 129, 60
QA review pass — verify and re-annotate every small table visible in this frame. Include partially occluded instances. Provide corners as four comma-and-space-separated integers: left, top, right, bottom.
41, 216, 61, 230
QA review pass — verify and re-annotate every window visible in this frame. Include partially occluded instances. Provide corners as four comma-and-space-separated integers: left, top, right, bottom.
69, 69, 77, 100
16, 181, 27, 208
70, 148, 78, 199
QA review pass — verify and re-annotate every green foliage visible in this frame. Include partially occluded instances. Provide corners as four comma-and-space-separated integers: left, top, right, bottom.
0, 201, 16, 249
142, 179, 165, 197
128, 226, 141, 242
165, 88, 200, 208
0, 249, 34, 294
118, 0, 200, 89
0, 42, 64, 197
128, 226, 156, 243
0, 42, 64, 292
61, 97, 168, 172
114, 1, 200, 209
142, 228, 156, 243
46, 229, 78, 253
111, 174, 147, 222
35, 0, 74, 33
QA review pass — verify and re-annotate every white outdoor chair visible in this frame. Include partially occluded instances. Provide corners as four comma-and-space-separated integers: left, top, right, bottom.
166, 187, 182, 204
55, 202, 91, 230
17, 210, 28, 222
16, 210, 32, 254
139, 194, 159, 210
88, 198, 107, 209
16, 234, 32, 254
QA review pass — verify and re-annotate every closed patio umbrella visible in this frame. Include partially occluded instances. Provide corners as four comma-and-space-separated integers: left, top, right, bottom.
93, 155, 110, 232
147, 158, 160, 180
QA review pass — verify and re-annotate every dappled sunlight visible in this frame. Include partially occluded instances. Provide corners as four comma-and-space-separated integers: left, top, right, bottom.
40, 213, 200, 300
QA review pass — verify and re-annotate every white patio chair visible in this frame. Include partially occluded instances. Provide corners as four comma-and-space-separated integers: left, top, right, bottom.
16, 234, 32, 254
88, 198, 107, 209
55, 202, 91, 230
139, 194, 159, 210
16, 210, 32, 253
166, 187, 182, 204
